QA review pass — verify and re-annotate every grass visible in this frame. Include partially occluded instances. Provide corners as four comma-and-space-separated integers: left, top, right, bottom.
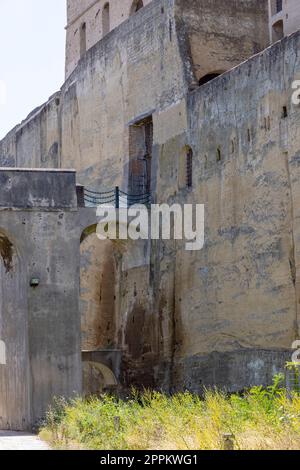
40, 374, 300, 450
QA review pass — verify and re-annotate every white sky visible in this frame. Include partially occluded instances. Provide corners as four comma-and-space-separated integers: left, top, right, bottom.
0, 0, 66, 139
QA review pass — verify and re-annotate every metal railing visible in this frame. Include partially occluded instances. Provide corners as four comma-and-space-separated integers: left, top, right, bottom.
84, 186, 151, 208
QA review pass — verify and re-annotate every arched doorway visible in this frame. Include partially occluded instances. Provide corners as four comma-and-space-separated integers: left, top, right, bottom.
0, 231, 29, 430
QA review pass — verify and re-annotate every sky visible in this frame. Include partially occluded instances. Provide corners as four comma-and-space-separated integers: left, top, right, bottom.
0, 0, 66, 139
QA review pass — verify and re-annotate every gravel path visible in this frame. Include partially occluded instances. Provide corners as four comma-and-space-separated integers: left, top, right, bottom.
0, 431, 50, 450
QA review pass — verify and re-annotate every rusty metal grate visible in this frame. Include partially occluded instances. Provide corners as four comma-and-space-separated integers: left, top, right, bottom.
186, 148, 193, 188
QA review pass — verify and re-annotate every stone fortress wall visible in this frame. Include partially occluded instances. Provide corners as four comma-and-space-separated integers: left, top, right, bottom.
0, 169, 82, 430
1, 0, 300, 394
65, 0, 153, 78
269, 0, 300, 42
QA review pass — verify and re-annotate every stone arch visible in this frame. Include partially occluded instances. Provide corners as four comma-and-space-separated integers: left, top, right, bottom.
198, 71, 225, 87
0, 230, 29, 430
130, 0, 144, 16
83, 361, 117, 396
102, 3, 110, 37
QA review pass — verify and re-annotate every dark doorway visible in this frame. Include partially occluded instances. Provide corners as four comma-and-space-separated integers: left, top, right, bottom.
128, 116, 153, 195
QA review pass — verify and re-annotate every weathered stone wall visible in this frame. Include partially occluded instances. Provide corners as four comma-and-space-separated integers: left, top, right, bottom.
176, 0, 269, 82
0, 0, 269, 185
66, 0, 153, 78
269, 0, 300, 42
0, 93, 61, 170
0, 0, 280, 394
0, 169, 82, 430
155, 30, 300, 391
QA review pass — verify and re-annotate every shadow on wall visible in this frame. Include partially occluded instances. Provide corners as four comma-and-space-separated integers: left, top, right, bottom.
80, 225, 120, 395
80, 231, 117, 351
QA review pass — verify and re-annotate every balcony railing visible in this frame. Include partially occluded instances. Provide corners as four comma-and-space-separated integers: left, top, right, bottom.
83, 186, 152, 208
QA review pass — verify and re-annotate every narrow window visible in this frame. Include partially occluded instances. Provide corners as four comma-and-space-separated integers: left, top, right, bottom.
247, 129, 251, 143
271, 0, 283, 16
264, 116, 271, 131
186, 148, 193, 188
80, 22, 87, 58
169, 19, 173, 42
102, 3, 110, 37
216, 147, 221, 162
282, 106, 288, 118
128, 116, 153, 195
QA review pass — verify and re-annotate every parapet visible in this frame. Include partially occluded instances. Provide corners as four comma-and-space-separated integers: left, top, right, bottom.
0, 168, 78, 210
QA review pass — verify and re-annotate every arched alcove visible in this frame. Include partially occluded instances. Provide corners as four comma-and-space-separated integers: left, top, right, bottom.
83, 361, 117, 397
272, 20, 284, 42
130, 0, 144, 16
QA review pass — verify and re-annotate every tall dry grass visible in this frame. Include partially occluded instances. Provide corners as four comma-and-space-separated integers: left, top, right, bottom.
40, 375, 300, 450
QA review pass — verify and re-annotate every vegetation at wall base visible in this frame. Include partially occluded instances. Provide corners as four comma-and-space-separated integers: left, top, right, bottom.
40, 374, 300, 451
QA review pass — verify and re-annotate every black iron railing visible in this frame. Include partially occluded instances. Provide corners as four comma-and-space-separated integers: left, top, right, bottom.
84, 186, 151, 208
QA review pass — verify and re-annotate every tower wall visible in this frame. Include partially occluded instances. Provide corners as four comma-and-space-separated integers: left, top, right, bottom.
269, 0, 300, 43
65, 0, 153, 78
